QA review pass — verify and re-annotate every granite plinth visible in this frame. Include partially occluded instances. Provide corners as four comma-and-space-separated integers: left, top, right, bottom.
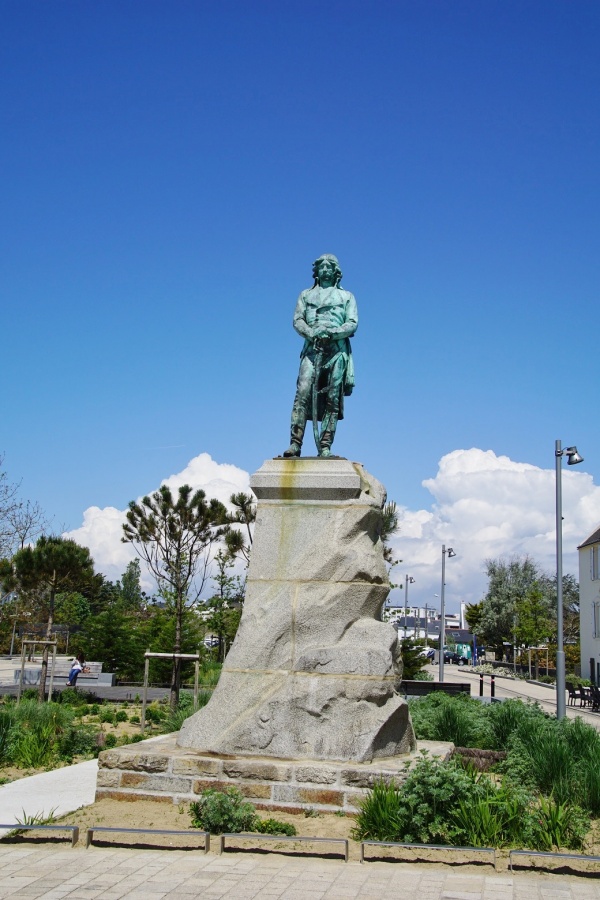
97, 735, 452, 813
177, 459, 416, 763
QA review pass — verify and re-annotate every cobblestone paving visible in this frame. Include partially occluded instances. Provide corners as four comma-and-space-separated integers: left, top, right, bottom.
0, 848, 599, 899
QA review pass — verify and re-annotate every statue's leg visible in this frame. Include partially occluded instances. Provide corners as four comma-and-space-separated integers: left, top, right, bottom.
319, 357, 345, 457
283, 357, 313, 457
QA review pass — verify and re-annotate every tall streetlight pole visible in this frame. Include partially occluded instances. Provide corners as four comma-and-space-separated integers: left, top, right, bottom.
439, 545, 456, 684
403, 575, 414, 639
555, 440, 583, 720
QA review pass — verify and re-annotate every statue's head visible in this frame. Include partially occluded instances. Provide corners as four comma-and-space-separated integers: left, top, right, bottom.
312, 254, 342, 287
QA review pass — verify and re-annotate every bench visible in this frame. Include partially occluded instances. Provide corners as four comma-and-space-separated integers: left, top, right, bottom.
13, 662, 114, 686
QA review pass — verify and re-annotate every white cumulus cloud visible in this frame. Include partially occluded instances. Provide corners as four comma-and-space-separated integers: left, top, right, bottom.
387, 448, 600, 612
65, 448, 600, 615
64, 453, 251, 588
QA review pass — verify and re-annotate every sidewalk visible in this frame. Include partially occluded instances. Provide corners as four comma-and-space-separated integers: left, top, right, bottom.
0, 844, 598, 899
0, 760, 98, 838
437, 665, 600, 730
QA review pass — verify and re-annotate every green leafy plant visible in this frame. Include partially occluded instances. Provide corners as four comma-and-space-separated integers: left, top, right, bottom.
115, 710, 128, 723
15, 807, 57, 827
527, 796, 588, 851
255, 818, 297, 836
104, 733, 117, 748
354, 757, 490, 845
190, 787, 257, 834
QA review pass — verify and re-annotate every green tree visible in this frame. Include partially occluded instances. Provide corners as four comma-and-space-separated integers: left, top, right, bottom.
122, 484, 228, 708
224, 492, 255, 565
465, 601, 484, 633
204, 550, 245, 662
119, 558, 145, 610
0, 536, 96, 699
515, 583, 553, 648
477, 557, 543, 658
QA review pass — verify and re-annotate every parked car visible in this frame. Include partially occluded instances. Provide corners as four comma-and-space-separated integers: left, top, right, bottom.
443, 650, 467, 665
418, 647, 435, 661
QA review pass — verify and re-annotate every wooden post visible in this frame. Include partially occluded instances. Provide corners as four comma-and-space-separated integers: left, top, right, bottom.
141, 652, 150, 734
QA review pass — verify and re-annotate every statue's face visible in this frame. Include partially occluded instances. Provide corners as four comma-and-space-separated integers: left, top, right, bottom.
316, 258, 336, 286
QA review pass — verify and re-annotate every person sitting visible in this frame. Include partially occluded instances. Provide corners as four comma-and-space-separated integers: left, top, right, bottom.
66, 653, 88, 686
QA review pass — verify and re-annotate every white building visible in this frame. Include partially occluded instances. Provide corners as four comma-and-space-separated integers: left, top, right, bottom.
578, 525, 600, 683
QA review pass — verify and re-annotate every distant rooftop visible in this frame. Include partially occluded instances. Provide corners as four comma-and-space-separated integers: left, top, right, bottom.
578, 526, 600, 549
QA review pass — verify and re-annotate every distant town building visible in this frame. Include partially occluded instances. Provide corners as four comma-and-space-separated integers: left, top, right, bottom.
578, 525, 600, 683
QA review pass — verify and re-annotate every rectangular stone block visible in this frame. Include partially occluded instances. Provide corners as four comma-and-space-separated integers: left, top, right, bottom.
221, 760, 292, 782
96, 770, 122, 788
343, 791, 366, 811
296, 787, 344, 806
294, 766, 338, 784
172, 757, 221, 776
96, 789, 173, 804
341, 768, 397, 788
121, 773, 192, 793
100, 751, 170, 773
191, 778, 271, 799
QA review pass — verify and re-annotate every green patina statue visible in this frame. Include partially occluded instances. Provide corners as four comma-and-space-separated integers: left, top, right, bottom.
283, 254, 358, 458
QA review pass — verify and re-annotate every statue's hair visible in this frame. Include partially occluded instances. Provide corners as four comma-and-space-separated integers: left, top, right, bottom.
312, 254, 342, 287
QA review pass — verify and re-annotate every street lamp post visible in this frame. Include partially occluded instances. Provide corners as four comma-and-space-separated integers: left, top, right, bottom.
439, 545, 456, 684
403, 576, 414, 639
555, 440, 583, 720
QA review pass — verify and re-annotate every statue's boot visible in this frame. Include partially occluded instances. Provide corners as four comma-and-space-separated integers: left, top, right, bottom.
319, 412, 338, 458
283, 424, 304, 458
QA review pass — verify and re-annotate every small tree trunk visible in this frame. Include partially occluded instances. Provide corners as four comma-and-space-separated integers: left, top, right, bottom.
38, 583, 55, 702
170, 594, 183, 711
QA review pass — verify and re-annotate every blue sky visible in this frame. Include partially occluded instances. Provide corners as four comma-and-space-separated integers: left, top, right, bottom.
2, 1, 599, 608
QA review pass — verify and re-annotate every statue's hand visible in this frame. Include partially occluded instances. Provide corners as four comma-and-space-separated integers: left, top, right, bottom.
313, 328, 331, 342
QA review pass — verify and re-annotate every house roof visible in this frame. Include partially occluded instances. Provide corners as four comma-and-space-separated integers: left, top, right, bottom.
578, 526, 600, 549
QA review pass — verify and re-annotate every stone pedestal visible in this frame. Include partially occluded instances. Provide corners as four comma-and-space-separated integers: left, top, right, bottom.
97, 735, 451, 814
177, 458, 416, 763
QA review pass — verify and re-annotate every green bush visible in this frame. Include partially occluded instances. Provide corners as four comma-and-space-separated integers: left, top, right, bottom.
57, 726, 100, 761
353, 757, 485, 844
115, 710, 128, 723
104, 733, 117, 748
190, 788, 258, 834
160, 691, 211, 734
256, 818, 297, 836
99, 708, 116, 725
144, 705, 164, 725
527, 796, 588, 851
129, 715, 141, 725
130, 734, 143, 743
409, 694, 492, 748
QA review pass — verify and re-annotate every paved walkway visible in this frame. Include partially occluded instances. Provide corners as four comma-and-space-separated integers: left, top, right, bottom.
0, 845, 599, 899
0, 760, 98, 839
438, 665, 600, 730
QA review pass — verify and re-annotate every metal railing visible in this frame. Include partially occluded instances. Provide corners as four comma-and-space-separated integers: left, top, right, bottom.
509, 849, 600, 872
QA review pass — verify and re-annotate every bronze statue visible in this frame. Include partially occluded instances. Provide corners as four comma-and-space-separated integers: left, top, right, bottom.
283, 254, 358, 458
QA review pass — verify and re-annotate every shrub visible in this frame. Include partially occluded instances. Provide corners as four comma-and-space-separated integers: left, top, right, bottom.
190, 788, 258, 834
115, 710, 128, 723
99, 708, 116, 725
57, 726, 100, 761
104, 733, 117, 748
144, 705, 164, 725
130, 734, 143, 743
526, 796, 588, 851
353, 757, 484, 845
129, 715, 141, 725
409, 694, 492, 749
256, 818, 297, 836
160, 691, 211, 734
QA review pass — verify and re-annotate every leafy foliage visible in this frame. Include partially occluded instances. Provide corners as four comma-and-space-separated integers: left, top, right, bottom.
190, 787, 258, 833
255, 818, 297, 836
